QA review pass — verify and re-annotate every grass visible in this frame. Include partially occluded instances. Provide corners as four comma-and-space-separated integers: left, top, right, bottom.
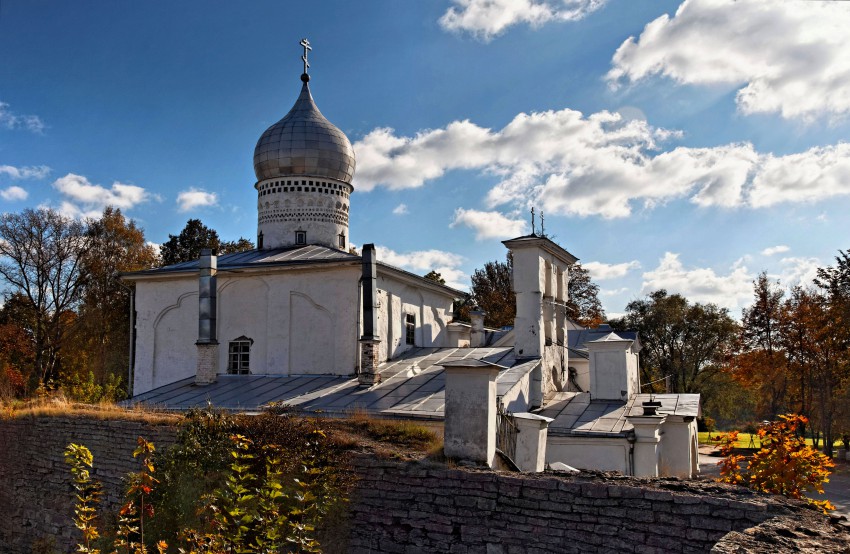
0, 395, 180, 425
699, 431, 830, 450
335, 409, 443, 452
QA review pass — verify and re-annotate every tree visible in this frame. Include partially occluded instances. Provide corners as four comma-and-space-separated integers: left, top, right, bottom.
159, 219, 222, 266
728, 273, 788, 420
0, 208, 92, 385
70, 207, 158, 386
614, 290, 738, 394
714, 414, 835, 513
220, 237, 255, 255
565, 262, 604, 327
423, 270, 446, 285
469, 254, 515, 328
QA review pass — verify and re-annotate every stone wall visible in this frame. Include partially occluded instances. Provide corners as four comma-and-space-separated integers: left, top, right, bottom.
0, 415, 847, 554
0, 415, 178, 553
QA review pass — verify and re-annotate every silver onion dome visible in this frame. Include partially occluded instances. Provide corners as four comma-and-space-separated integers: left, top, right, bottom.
253, 77, 356, 184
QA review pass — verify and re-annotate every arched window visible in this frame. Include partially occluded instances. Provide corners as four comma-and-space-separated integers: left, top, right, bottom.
228, 336, 253, 375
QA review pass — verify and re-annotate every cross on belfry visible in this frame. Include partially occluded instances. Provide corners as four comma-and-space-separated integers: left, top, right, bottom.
530, 207, 536, 235
300, 38, 312, 75
540, 210, 545, 236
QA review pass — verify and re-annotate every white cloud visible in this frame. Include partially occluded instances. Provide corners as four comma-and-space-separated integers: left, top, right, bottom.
439, 0, 606, 40
375, 245, 468, 290
776, 256, 820, 289
177, 187, 218, 212
0, 164, 50, 180
641, 252, 753, 312
607, 0, 850, 122
392, 203, 409, 215
52, 173, 154, 218
600, 287, 629, 297
0, 186, 28, 201
583, 260, 640, 280
0, 101, 45, 133
761, 245, 789, 257
450, 208, 527, 240
353, 108, 850, 218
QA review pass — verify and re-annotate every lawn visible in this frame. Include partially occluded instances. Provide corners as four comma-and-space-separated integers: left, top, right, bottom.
698, 431, 826, 449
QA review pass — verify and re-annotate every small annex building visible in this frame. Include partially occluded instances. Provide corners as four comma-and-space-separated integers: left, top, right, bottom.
124, 47, 700, 479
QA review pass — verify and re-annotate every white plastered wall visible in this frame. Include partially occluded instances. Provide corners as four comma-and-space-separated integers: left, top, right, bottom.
375, 272, 455, 362
132, 264, 362, 395
659, 416, 700, 478
545, 436, 631, 474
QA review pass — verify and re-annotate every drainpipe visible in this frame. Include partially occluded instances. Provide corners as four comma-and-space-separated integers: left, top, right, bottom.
115, 276, 136, 397
356, 276, 363, 375
627, 432, 636, 476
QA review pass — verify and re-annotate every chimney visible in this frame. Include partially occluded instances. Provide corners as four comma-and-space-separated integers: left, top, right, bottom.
195, 249, 218, 385
469, 309, 486, 348
359, 244, 381, 385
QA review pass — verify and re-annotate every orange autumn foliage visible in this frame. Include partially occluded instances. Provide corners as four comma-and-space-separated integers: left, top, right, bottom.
714, 414, 835, 513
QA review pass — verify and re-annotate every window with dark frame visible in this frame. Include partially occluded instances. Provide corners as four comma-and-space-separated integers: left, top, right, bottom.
405, 314, 415, 345
228, 339, 251, 374
338, 233, 345, 248
296, 231, 306, 245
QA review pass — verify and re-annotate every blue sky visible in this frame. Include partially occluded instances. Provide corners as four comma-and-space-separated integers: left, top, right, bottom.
2, 0, 849, 317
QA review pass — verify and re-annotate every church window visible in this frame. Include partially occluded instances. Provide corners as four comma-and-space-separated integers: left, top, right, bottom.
405, 314, 416, 345
257, 231, 263, 249
297, 187, 302, 192
296, 231, 306, 245
338, 233, 345, 248
228, 339, 251, 375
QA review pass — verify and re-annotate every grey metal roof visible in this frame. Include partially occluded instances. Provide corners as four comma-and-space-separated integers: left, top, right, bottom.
124, 245, 359, 276
568, 324, 638, 356
254, 79, 355, 184
540, 392, 701, 437
127, 346, 530, 419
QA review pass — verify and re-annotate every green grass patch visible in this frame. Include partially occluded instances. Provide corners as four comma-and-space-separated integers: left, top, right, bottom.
699, 431, 821, 449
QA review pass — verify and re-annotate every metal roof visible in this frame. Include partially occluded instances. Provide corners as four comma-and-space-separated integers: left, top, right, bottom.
127, 346, 531, 418
540, 392, 701, 437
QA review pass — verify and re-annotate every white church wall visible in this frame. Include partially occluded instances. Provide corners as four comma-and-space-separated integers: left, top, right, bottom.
133, 277, 199, 395
375, 272, 455, 363
545, 436, 630, 474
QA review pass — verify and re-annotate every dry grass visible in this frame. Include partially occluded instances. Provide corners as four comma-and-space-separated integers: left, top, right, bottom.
0, 395, 180, 425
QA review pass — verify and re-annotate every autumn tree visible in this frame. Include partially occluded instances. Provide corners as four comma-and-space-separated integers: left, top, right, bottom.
614, 290, 738, 395
68, 207, 158, 387
0, 208, 92, 385
728, 273, 788, 419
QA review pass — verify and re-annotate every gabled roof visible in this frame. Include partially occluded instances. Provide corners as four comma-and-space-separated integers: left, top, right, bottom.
567, 323, 640, 359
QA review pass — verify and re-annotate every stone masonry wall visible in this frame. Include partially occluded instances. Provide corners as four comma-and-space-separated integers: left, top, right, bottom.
0, 415, 848, 554
0, 415, 178, 553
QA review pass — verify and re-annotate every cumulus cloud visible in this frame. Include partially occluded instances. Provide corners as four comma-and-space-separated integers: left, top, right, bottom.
52, 173, 154, 219
776, 256, 821, 289
354, 108, 850, 218
392, 203, 409, 215
0, 101, 45, 133
607, 0, 850, 122
583, 260, 640, 280
0, 186, 28, 201
600, 287, 629, 297
375, 245, 468, 290
0, 164, 50, 180
450, 208, 527, 240
177, 187, 218, 212
439, 0, 606, 40
641, 252, 753, 312
761, 245, 789, 257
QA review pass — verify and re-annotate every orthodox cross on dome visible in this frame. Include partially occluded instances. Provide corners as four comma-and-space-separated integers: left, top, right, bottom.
530, 207, 536, 236
540, 210, 545, 237
300, 38, 312, 76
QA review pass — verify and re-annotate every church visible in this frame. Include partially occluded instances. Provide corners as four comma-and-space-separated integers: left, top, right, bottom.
124, 42, 700, 479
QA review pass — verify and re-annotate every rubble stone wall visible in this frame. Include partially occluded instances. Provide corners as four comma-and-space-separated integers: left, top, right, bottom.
1, 415, 847, 554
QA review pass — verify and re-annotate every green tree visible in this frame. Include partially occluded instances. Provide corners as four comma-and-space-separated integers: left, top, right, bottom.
423, 270, 446, 285
220, 236, 255, 255
159, 219, 222, 266
614, 290, 738, 395
469, 254, 515, 328
566, 262, 605, 327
